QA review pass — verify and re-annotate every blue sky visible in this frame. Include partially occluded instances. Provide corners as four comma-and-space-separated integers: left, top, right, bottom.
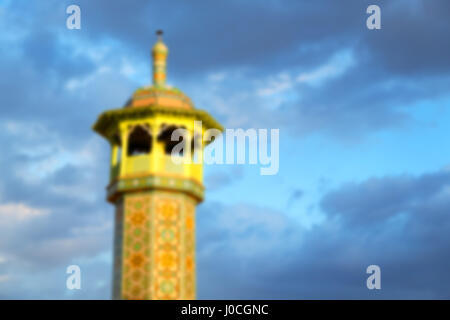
0, 0, 450, 299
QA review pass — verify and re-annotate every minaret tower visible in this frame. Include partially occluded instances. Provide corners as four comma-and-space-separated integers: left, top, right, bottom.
93, 31, 223, 300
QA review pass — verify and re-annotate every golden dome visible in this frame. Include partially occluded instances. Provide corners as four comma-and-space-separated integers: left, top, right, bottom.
125, 85, 194, 110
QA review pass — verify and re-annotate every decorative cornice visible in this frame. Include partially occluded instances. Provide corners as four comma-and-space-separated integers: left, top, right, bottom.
106, 174, 205, 203
92, 105, 224, 141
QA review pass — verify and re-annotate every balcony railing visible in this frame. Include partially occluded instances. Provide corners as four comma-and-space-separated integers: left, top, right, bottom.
126, 154, 151, 174
112, 154, 203, 183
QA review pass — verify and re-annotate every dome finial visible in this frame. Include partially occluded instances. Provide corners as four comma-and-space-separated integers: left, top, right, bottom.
152, 29, 168, 87
156, 29, 163, 41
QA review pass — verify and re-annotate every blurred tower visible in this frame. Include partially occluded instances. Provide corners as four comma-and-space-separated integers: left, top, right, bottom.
93, 31, 223, 300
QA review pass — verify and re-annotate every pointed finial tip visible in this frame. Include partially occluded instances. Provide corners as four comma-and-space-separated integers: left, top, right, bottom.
156, 29, 163, 39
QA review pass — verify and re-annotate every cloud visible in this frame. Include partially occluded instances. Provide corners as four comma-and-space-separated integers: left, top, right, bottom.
205, 166, 244, 191
0, 203, 49, 222
0, 0, 449, 300
197, 169, 450, 299
286, 189, 304, 209
2, 0, 449, 142
361, 0, 450, 76
257, 73, 294, 97
296, 49, 354, 85
321, 171, 450, 227
0, 118, 113, 299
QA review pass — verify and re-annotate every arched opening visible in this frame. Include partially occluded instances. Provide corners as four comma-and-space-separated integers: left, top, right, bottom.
127, 125, 152, 156
157, 124, 187, 156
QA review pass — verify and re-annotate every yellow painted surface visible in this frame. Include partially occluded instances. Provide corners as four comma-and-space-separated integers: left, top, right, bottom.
110, 114, 206, 184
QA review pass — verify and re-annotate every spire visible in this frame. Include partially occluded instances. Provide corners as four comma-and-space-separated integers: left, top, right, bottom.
151, 29, 168, 88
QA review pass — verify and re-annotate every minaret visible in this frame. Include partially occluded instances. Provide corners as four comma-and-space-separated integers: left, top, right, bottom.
93, 31, 223, 300
152, 30, 168, 88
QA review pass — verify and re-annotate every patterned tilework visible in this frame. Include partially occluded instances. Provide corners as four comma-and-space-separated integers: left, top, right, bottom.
112, 198, 124, 299
115, 190, 197, 300
184, 200, 196, 299
152, 197, 181, 299
122, 193, 152, 300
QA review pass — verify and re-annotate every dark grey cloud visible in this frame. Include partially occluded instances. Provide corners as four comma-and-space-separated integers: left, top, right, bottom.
66, 0, 450, 78
361, 0, 450, 76
70, 0, 360, 77
196, 169, 450, 299
2, 0, 449, 143
321, 171, 450, 227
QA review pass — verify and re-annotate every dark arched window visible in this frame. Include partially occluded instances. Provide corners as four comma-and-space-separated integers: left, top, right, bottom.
158, 124, 187, 156
127, 125, 152, 156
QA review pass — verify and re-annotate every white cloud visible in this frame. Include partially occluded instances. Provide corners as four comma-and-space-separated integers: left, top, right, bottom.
65, 65, 111, 91
296, 49, 354, 86
297, 64, 339, 83
120, 59, 136, 77
208, 72, 226, 83
2, 120, 103, 184
0, 203, 49, 222
257, 72, 293, 96
256, 49, 355, 98
3, 121, 52, 141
